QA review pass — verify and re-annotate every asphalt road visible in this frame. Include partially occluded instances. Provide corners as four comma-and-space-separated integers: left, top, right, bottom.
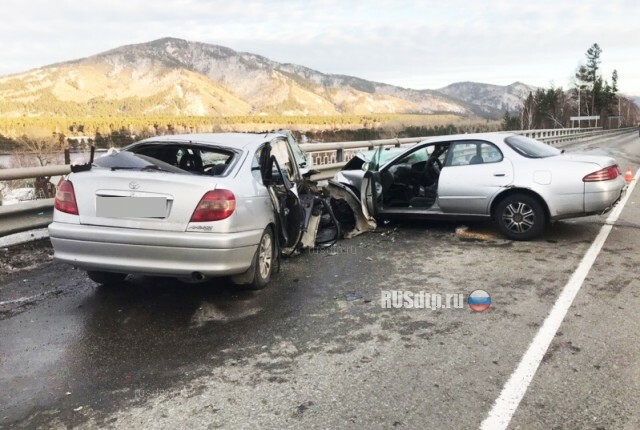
1, 131, 639, 430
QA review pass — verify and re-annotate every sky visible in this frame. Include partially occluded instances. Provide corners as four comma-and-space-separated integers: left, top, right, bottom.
1, 0, 639, 95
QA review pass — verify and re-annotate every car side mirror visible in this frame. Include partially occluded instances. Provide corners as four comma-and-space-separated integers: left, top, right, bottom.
301, 168, 320, 179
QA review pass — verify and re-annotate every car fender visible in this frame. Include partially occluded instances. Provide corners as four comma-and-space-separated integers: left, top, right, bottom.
489, 184, 554, 221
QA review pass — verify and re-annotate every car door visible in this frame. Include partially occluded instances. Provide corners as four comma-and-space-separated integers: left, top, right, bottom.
359, 144, 433, 217
437, 140, 513, 214
270, 138, 301, 194
259, 143, 305, 251
359, 145, 388, 218
360, 170, 382, 218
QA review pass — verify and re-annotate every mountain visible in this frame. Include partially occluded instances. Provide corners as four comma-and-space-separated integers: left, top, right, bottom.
0, 37, 527, 119
435, 81, 536, 117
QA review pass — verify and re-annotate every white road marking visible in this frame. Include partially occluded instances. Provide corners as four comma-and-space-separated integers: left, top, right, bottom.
0, 294, 42, 306
480, 169, 640, 430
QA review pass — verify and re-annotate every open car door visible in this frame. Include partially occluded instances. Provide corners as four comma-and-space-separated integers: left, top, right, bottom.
260, 145, 305, 252
359, 146, 385, 219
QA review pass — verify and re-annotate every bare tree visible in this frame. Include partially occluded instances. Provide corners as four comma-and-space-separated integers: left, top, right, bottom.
16, 135, 66, 166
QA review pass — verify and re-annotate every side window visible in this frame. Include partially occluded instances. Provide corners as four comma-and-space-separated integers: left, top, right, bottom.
251, 146, 263, 182
271, 140, 295, 179
448, 141, 502, 166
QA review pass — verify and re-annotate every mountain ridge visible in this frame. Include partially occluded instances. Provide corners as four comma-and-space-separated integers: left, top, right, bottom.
0, 37, 535, 119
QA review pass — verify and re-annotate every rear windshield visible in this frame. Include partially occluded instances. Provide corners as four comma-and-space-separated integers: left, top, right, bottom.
94, 151, 185, 173
96, 143, 238, 176
505, 135, 561, 158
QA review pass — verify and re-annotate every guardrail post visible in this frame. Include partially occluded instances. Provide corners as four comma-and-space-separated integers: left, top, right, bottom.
336, 148, 344, 163
64, 149, 70, 165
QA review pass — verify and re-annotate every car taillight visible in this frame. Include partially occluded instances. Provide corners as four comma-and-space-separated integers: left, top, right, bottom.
583, 165, 620, 182
54, 179, 79, 215
190, 190, 236, 222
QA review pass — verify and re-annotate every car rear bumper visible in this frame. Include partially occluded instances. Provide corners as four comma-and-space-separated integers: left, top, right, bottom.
48, 222, 262, 277
584, 178, 625, 214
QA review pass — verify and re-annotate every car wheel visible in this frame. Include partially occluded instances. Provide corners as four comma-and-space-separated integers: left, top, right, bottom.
494, 194, 546, 240
234, 226, 275, 290
87, 271, 128, 286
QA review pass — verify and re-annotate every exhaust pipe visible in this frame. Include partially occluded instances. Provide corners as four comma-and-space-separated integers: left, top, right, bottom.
191, 271, 205, 281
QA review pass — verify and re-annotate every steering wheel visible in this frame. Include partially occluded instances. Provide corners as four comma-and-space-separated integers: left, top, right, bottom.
203, 163, 229, 175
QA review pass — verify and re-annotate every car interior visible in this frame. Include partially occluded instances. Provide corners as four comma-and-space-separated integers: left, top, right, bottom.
378, 143, 451, 209
130, 144, 236, 176
374, 140, 505, 210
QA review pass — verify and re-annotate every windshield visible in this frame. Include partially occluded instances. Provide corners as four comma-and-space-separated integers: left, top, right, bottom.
505, 135, 561, 158
280, 131, 308, 168
361, 148, 405, 166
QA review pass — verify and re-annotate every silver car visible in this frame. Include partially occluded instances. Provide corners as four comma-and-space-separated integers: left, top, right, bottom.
337, 133, 625, 240
49, 132, 366, 288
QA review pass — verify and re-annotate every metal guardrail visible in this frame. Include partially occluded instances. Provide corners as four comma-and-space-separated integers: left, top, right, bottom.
0, 198, 54, 237
0, 127, 636, 236
0, 165, 71, 181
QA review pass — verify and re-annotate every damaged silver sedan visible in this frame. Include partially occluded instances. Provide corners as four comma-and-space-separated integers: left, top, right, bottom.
48, 132, 372, 289
336, 133, 625, 240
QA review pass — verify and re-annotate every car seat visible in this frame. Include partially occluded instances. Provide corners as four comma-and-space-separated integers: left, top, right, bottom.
469, 146, 484, 165
179, 154, 203, 172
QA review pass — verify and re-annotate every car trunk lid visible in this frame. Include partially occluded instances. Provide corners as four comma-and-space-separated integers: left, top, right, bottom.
557, 153, 617, 168
72, 168, 218, 232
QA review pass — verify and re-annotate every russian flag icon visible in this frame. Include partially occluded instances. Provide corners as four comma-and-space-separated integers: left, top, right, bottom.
468, 290, 491, 312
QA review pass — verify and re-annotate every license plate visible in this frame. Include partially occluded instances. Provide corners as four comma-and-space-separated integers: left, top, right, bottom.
96, 196, 167, 218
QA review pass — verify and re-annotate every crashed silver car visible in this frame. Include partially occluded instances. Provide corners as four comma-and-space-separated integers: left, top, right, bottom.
335, 132, 625, 240
48, 132, 371, 289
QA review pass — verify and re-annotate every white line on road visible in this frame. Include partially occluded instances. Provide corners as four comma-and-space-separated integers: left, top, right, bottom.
480, 170, 640, 430
0, 294, 43, 306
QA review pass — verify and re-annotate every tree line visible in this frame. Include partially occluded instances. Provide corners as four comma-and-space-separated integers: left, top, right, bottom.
0, 114, 468, 152
503, 43, 639, 130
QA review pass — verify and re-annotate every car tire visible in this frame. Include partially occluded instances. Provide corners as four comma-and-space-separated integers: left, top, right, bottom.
494, 194, 546, 240
87, 271, 128, 286
233, 226, 275, 290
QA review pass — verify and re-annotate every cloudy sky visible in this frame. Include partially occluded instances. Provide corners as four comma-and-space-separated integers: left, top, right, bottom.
2, 0, 638, 94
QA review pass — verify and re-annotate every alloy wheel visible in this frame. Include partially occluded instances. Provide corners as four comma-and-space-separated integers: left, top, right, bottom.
502, 202, 535, 233
258, 233, 273, 280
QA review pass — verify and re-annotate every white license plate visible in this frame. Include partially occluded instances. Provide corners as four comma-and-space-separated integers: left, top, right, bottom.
96, 196, 167, 218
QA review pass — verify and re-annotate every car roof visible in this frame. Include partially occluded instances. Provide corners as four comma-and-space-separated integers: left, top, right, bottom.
417, 132, 515, 144
136, 132, 287, 150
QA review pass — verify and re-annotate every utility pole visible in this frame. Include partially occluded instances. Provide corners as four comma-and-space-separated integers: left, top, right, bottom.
577, 88, 581, 128
618, 97, 621, 128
